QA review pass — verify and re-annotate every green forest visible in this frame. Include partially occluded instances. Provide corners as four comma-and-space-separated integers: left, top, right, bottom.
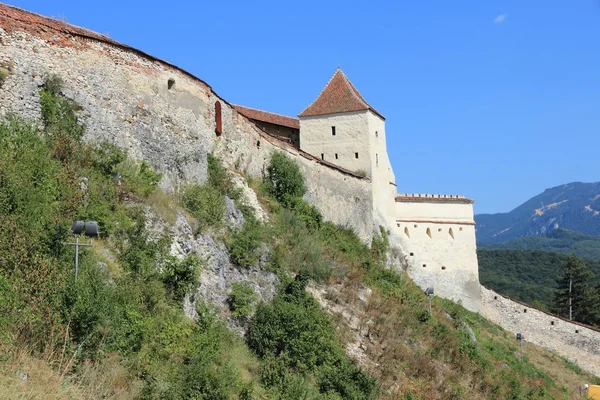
478, 249, 600, 322
479, 229, 600, 261
1, 76, 598, 399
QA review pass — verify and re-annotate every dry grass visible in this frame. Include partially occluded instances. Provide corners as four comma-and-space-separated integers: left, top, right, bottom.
0, 347, 140, 400
312, 259, 599, 400
146, 188, 180, 226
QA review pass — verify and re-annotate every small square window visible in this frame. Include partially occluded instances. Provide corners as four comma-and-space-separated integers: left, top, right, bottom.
331, 126, 336, 136
355, 152, 359, 159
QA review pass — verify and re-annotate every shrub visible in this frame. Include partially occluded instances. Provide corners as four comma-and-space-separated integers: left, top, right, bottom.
247, 274, 376, 399
40, 76, 84, 143
228, 217, 264, 268
208, 154, 241, 200
284, 195, 322, 231
162, 255, 201, 303
229, 281, 258, 318
271, 210, 331, 281
91, 142, 126, 175
181, 184, 225, 232
265, 152, 306, 203
371, 225, 389, 263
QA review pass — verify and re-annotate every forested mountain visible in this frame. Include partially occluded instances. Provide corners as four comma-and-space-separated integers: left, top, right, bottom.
479, 228, 600, 261
478, 249, 600, 308
476, 182, 600, 244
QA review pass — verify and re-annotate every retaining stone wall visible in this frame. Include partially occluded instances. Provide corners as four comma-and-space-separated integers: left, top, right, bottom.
481, 286, 600, 377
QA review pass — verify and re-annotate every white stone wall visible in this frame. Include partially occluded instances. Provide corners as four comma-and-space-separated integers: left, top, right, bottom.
299, 111, 371, 176
366, 111, 397, 221
0, 23, 374, 242
395, 198, 475, 223
481, 286, 600, 377
394, 215, 481, 312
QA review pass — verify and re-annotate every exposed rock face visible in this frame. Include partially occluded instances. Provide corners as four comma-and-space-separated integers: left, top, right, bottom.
145, 196, 277, 335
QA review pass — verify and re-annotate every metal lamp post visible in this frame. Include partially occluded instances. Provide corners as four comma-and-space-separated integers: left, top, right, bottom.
516, 333, 524, 362
425, 287, 434, 315
65, 221, 99, 282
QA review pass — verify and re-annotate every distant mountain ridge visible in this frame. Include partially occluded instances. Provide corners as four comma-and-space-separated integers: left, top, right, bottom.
476, 182, 600, 244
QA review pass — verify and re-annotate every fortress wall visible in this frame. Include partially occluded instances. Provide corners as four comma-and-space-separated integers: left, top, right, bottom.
0, 7, 374, 241
394, 199, 480, 312
395, 218, 481, 312
481, 286, 600, 377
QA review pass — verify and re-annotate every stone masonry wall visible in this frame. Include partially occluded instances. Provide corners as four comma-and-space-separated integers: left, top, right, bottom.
0, 4, 374, 241
481, 286, 600, 377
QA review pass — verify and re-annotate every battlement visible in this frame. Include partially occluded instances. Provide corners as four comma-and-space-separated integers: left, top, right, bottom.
396, 194, 474, 204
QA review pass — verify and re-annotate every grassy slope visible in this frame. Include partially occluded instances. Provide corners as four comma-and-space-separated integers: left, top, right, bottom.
0, 79, 598, 399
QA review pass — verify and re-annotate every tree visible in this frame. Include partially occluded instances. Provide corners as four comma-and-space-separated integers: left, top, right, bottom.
265, 152, 306, 204
551, 254, 597, 324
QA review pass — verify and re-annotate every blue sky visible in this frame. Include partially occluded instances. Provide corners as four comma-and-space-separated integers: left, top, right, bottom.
8, 0, 600, 214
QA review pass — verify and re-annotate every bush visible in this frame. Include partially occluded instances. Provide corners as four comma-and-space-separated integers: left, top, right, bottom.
228, 217, 264, 268
284, 196, 322, 231
208, 154, 241, 199
247, 274, 376, 399
161, 256, 201, 303
181, 184, 225, 232
371, 225, 389, 263
229, 281, 258, 318
265, 152, 306, 203
271, 210, 331, 281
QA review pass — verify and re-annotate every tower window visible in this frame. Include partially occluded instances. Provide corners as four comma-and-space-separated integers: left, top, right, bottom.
214, 101, 222, 136
335, 153, 338, 160
321, 153, 325, 160
426, 228, 432, 238
375, 131, 378, 138
355, 152, 359, 159
167, 78, 175, 90
376, 154, 379, 167
331, 126, 336, 136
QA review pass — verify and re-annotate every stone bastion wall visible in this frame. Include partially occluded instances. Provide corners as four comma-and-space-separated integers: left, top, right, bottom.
481, 286, 600, 377
0, 4, 374, 241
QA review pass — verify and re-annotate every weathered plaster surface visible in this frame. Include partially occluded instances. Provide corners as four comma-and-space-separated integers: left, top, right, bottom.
299, 111, 371, 175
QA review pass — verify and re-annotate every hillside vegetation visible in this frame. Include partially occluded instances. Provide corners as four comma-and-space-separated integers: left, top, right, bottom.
480, 228, 600, 261
1, 77, 598, 399
476, 182, 600, 244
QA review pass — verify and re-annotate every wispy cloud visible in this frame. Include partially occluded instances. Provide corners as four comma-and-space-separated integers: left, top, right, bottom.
494, 14, 506, 24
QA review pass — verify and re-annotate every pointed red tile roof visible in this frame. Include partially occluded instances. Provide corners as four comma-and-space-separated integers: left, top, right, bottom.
299, 68, 384, 120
